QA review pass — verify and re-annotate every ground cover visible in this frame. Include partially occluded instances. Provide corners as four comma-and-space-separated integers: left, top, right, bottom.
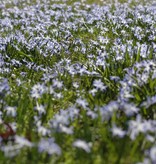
0, 0, 156, 163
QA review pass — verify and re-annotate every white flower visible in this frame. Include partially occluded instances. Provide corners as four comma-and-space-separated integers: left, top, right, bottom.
76, 98, 88, 108
73, 82, 79, 88
53, 113, 69, 126
5, 106, 16, 117
141, 95, 156, 108
128, 115, 154, 140
89, 88, 98, 96
34, 103, 46, 115
15, 136, 33, 147
31, 83, 46, 99
0, 78, 10, 94
38, 138, 61, 155
59, 125, 73, 134
128, 115, 144, 140
52, 79, 63, 89
87, 110, 98, 119
54, 92, 63, 99
150, 146, 156, 162
111, 125, 126, 138
93, 79, 107, 91
73, 139, 91, 153
38, 126, 50, 136
146, 135, 155, 142
121, 102, 140, 116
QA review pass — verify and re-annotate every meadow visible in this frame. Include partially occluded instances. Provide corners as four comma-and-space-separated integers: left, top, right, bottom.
0, 0, 156, 163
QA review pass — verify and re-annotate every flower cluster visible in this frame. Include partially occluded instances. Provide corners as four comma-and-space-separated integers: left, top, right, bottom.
0, 0, 156, 163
